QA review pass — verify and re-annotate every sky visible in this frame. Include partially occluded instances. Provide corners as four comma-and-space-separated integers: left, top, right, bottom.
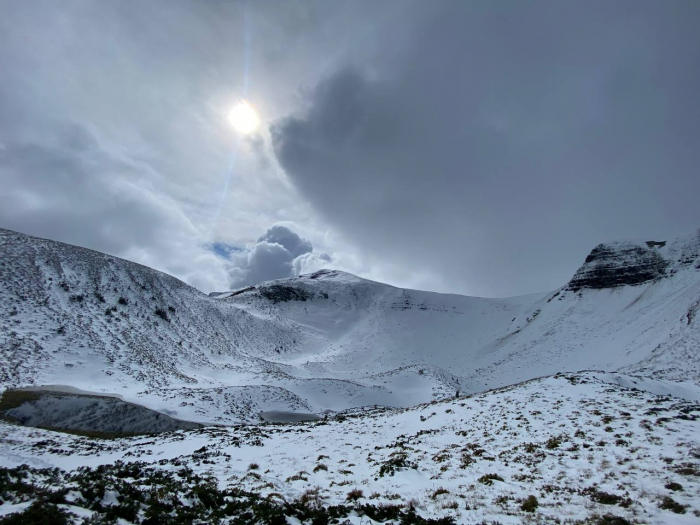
1, 0, 699, 297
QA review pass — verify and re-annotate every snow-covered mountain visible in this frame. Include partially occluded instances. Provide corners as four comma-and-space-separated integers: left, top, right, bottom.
218, 231, 700, 391
1, 227, 699, 424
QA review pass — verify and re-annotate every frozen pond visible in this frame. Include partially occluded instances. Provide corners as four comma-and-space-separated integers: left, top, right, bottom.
260, 410, 320, 423
14, 384, 123, 399
0, 388, 201, 436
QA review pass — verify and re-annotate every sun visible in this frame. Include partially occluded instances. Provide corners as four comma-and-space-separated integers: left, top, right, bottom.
228, 101, 260, 134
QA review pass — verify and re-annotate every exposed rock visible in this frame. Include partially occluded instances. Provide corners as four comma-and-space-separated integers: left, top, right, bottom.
228, 286, 255, 297
259, 284, 314, 303
645, 240, 666, 248
567, 242, 668, 291
308, 269, 341, 279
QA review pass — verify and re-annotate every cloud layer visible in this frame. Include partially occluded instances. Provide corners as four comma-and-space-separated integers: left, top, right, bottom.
0, 124, 233, 292
1, 1, 699, 296
271, 1, 700, 295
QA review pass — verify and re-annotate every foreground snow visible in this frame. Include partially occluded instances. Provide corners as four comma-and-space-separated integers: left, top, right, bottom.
0, 372, 698, 523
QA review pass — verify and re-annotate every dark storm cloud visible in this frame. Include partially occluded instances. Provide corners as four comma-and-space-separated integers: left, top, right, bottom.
1, 0, 699, 296
272, 1, 700, 296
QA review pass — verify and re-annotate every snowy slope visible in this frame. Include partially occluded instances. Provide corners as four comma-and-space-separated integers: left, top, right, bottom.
1, 228, 700, 425
222, 231, 700, 391
0, 228, 312, 421
0, 371, 698, 523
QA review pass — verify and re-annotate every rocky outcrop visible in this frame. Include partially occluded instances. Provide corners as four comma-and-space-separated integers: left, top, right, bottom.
645, 240, 666, 248
259, 284, 315, 303
566, 242, 668, 292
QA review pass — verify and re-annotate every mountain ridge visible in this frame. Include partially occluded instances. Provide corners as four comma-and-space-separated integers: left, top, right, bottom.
1, 226, 699, 424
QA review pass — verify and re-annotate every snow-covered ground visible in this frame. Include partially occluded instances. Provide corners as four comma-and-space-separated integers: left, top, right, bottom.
0, 372, 697, 523
1, 227, 700, 522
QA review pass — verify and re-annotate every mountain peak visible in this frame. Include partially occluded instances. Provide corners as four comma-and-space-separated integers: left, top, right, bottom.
566, 241, 669, 291
210, 269, 375, 300
566, 229, 700, 292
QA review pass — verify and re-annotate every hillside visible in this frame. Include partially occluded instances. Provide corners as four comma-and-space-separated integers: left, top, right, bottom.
0, 371, 698, 523
1, 228, 700, 426
221, 232, 700, 389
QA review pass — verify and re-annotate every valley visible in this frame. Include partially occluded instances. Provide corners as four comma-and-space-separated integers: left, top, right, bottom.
1, 227, 699, 523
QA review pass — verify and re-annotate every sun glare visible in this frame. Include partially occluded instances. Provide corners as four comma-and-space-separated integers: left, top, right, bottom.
228, 101, 260, 134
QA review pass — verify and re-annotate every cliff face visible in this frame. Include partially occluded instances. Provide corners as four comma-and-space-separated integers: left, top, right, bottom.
566, 230, 700, 292
566, 242, 669, 291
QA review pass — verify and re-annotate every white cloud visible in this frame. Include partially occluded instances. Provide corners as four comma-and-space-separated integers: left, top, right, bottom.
291, 251, 332, 276
226, 225, 333, 289
257, 225, 312, 258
